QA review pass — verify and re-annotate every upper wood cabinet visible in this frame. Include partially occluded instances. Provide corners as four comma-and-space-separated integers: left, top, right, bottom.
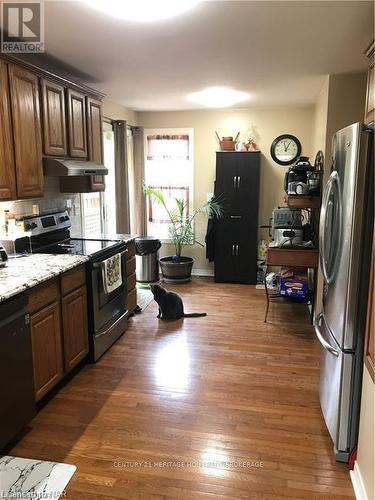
365, 41, 374, 124
41, 79, 67, 156
67, 88, 88, 158
87, 97, 105, 191
0, 61, 17, 201
8, 64, 43, 199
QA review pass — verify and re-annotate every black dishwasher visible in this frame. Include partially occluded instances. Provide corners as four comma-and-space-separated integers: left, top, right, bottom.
0, 295, 35, 450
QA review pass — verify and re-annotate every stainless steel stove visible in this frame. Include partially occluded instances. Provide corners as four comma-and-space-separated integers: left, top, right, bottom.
16, 210, 129, 362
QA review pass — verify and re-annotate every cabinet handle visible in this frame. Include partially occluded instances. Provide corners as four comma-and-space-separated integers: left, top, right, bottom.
237, 176, 241, 189
232, 244, 235, 256
233, 176, 237, 189
230, 215, 242, 219
236, 244, 239, 256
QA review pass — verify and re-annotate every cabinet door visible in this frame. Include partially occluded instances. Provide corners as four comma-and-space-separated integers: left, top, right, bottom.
8, 64, 43, 199
87, 97, 105, 191
215, 152, 260, 214
61, 286, 88, 372
30, 301, 64, 401
0, 61, 16, 201
67, 88, 87, 158
236, 153, 261, 213
214, 214, 258, 284
215, 153, 237, 211
41, 79, 67, 156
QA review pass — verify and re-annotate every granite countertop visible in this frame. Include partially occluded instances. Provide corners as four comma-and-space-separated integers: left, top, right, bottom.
0, 254, 89, 303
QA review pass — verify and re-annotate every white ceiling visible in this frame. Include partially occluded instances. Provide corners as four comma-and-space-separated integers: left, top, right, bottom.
43, 1, 374, 111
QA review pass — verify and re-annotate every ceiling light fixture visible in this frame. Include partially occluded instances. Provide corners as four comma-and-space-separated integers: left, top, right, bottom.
187, 86, 250, 108
82, 0, 201, 22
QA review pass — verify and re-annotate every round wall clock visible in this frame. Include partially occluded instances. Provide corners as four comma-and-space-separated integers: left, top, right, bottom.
270, 134, 302, 166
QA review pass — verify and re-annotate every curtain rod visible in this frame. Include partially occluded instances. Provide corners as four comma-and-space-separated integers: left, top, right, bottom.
103, 116, 134, 130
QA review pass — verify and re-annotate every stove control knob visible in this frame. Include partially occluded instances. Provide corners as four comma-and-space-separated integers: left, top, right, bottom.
25, 222, 37, 231
60, 215, 69, 222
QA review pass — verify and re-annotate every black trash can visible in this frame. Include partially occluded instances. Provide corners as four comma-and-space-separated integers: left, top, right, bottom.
135, 237, 162, 284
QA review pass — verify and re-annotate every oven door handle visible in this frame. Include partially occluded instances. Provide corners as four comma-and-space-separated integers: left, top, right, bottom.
93, 249, 128, 268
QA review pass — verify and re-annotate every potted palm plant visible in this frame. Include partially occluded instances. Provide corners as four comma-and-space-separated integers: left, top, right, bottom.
144, 187, 222, 283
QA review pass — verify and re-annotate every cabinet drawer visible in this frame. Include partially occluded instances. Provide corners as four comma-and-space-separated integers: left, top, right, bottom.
27, 279, 59, 315
127, 241, 135, 260
127, 272, 136, 291
127, 287, 137, 312
61, 265, 86, 295
127, 256, 136, 276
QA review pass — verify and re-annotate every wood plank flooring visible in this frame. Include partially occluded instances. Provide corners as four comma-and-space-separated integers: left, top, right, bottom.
10, 279, 354, 499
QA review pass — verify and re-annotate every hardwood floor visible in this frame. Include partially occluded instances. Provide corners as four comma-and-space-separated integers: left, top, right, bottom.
10, 279, 354, 499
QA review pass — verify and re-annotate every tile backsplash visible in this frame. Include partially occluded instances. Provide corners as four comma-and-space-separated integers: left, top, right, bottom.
0, 177, 83, 236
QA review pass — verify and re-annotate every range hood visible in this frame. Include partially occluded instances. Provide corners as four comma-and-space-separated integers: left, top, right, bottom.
43, 157, 108, 176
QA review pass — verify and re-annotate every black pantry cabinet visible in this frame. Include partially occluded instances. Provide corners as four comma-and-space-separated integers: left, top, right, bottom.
214, 151, 261, 284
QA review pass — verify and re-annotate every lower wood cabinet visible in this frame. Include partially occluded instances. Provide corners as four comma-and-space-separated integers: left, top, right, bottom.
61, 285, 88, 372
28, 265, 88, 401
30, 300, 64, 401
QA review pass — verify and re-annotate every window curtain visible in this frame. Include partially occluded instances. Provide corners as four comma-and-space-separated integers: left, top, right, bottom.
113, 120, 130, 234
129, 127, 147, 236
147, 186, 189, 223
147, 134, 190, 160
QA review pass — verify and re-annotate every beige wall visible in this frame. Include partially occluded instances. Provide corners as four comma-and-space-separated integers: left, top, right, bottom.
138, 106, 314, 271
103, 98, 137, 125
356, 367, 375, 499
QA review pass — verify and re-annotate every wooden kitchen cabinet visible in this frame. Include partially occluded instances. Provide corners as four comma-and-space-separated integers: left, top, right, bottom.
67, 88, 88, 158
87, 97, 105, 191
28, 265, 88, 401
8, 64, 43, 199
61, 286, 88, 372
365, 41, 374, 124
41, 79, 67, 156
30, 300, 64, 402
0, 60, 16, 201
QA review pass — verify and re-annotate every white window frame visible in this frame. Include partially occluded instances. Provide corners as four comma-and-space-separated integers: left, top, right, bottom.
144, 127, 194, 243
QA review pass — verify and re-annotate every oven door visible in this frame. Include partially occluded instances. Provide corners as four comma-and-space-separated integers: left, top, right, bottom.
91, 249, 128, 333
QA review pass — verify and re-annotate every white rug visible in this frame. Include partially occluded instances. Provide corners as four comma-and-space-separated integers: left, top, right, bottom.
0, 456, 76, 499
137, 286, 154, 312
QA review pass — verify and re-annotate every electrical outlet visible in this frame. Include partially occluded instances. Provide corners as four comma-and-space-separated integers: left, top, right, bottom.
66, 199, 72, 209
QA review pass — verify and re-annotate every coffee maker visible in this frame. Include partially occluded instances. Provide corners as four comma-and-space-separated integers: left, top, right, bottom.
284, 156, 320, 196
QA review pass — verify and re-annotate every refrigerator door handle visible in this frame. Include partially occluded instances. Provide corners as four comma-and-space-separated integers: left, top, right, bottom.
314, 312, 339, 357
319, 170, 342, 284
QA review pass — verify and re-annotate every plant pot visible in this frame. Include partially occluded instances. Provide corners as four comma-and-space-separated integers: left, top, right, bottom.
159, 256, 194, 284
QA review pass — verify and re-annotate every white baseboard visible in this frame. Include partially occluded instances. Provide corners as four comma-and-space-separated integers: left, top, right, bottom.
350, 461, 368, 500
191, 268, 214, 277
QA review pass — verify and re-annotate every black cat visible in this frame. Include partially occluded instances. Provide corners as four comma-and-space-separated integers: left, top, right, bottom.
150, 284, 207, 320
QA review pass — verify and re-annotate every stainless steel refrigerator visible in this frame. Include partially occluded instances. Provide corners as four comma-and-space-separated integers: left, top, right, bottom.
314, 122, 374, 462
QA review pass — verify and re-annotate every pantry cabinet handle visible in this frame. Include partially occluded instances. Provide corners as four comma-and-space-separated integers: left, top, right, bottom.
236, 244, 239, 256
237, 176, 241, 189
232, 244, 235, 256
233, 176, 237, 189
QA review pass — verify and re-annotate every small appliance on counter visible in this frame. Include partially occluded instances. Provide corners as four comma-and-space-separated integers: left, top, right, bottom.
0, 244, 8, 268
270, 207, 303, 247
284, 156, 320, 196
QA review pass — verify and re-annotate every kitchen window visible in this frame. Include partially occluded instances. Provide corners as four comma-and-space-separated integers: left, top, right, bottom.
144, 128, 194, 240
81, 121, 115, 236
